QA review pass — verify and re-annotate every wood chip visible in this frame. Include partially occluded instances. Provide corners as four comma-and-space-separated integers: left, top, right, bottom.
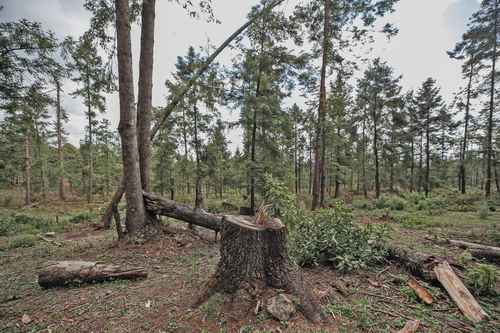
408, 277, 433, 305
396, 319, 420, 333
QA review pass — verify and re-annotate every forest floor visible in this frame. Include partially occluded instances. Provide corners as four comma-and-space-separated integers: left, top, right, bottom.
0, 199, 499, 332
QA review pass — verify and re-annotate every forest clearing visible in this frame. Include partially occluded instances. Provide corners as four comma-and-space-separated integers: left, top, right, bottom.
1, 0, 500, 332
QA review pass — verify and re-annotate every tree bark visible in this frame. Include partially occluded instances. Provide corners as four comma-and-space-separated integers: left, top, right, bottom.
425, 104, 431, 197
38, 261, 147, 288
86, 69, 93, 204
24, 130, 32, 206
55, 78, 66, 201
195, 215, 321, 323
486, 0, 498, 198
115, 0, 147, 237
143, 191, 222, 231
312, 0, 331, 210
137, 0, 156, 192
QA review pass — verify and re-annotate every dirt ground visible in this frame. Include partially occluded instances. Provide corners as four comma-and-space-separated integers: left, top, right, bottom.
0, 212, 499, 333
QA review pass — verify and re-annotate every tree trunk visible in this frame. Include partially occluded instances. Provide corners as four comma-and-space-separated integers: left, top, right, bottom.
372, 104, 381, 199
137, 0, 155, 192
102, 0, 286, 228
86, 69, 93, 204
460, 61, 474, 194
55, 79, 66, 201
312, 0, 331, 210
38, 261, 147, 288
144, 191, 222, 231
486, 0, 498, 198
194, 104, 204, 211
195, 215, 321, 323
24, 130, 32, 206
362, 114, 367, 198
115, 0, 147, 237
425, 106, 431, 197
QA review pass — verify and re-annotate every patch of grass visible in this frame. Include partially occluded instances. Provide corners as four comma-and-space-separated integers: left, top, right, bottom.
67, 211, 96, 224
7, 234, 38, 249
466, 264, 498, 296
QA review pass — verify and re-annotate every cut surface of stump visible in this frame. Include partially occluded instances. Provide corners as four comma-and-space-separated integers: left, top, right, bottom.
38, 261, 147, 288
195, 215, 321, 323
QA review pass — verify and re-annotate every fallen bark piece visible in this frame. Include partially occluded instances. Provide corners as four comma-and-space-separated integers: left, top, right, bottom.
266, 294, 296, 321
407, 277, 433, 305
434, 261, 487, 323
396, 319, 420, 333
38, 261, 147, 288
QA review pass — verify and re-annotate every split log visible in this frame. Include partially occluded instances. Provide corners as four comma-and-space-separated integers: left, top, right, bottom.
195, 215, 322, 323
407, 277, 433, 305
434, 261, 488, 323
396, 319, 420, 333
38, 261, 147, 288
143, 192, 222, 231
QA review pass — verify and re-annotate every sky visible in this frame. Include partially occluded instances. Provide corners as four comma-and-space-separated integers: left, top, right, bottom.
1, 0, 481, 150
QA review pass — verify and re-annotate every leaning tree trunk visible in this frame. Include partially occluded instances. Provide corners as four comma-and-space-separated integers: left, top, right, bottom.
101, 1, 286, 229
195, 215, 322, 323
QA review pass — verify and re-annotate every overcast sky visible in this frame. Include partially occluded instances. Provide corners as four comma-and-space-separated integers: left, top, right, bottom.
1, 0, 480, 149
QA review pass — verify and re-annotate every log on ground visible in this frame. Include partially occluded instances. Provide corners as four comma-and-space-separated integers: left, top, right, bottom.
445, 239, 500, 264
38, 261, 147, 288
434, 261, 488, 323
195, 215, 322, 323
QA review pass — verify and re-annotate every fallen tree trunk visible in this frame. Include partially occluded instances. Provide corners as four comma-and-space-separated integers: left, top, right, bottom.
385, 245, 441, 281
38, 261, 147, 288
434, 261, 488, 323
143, 192, 222, 231
444, 239, 500, 264
195, 215, 322, 323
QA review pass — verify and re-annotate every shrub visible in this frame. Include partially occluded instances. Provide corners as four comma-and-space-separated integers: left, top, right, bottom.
375, 195, 407, 211
68, 211, 96, 224
479, 202, 489, 220
263, 174, 389, 271
352, 199, 374, 210
466, 264, 498, 296
291, 203, 389, 271
398, 213, 427, 230
402, 192, 426, 206
416, 196, 447, 212
8, 234, 37, 249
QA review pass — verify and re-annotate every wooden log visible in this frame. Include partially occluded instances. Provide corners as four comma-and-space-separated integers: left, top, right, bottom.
143, 191, 222, 231
396, 319, 420, 333
38, 261, 147, 288
434, 261, 487, 323
447, 239, 500, 264
195, 215, 321, 323
386, 245, 441, 281
407, 277, 433, 305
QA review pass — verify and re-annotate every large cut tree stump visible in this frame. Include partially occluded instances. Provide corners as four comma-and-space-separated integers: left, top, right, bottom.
38, 261, 147, 288
195, 215, 321, 323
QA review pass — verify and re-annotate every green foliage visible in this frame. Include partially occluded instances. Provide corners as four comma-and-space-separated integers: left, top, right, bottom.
0, 212, 67, 236
478, 202, 489, 220
352, 199, 374, 210
416, 196, 448, 212
375, 195, 407, 211
264, 175, 389, 271
262, 174, 303, 229
402, 192, 426, 206
291, 204, 389, 271
68, 211, 96, 224
466, 264, 498, 296
458, 250, 473, 266
7, 234, 38, 249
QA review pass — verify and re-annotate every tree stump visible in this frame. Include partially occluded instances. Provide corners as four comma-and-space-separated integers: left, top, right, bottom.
195, 215, 322, 323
